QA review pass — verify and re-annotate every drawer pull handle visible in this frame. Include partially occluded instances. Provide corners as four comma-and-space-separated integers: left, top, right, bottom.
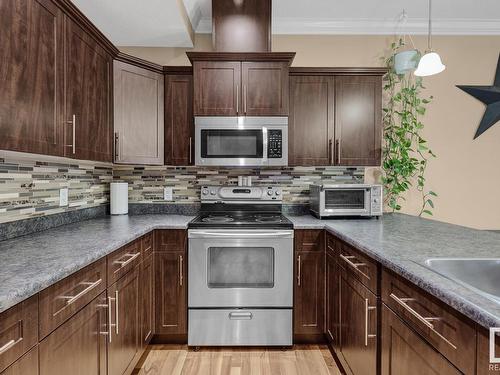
60, 278, 102, 307
179, 255, 184, 287
229, 312, 253, 320
115, 290, 119, 335
115, 252, 140, 268
340, 254, 370, 280
365, 299, 377, 346
297, 255, 302, 287
108, 296, 115, 343
0, 339, 16, 355
389, 293, 458, 350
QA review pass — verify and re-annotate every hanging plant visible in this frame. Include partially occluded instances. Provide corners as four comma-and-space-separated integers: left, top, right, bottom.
382, 38, 437, 216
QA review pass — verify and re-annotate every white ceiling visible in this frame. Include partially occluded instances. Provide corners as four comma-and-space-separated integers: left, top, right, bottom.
72, 0, 500, 47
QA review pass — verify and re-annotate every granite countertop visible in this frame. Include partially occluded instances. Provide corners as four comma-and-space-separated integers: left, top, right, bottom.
0, 215, 194, 313
288, 213, 500, 329
1, 212, 499, 331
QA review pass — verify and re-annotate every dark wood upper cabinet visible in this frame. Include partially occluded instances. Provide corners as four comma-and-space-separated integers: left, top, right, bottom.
335, 75, 382, 166
0, 0, 64, 156
381, 304, 462, 375
338, 267, 378, 375
289, 75, 335, 166
165, 71, 194, 165
242, 62, 289, 116
107, 268, 140, 375
154, 251, 187, 335
212, 0, 271, 52
193, 61, 241, 116
39, 292, 107, 375
65, 17, 113, 162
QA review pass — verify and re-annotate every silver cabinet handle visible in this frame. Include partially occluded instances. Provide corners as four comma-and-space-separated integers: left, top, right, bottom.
297, 255, 301, 287
365, 299, 377, 346
244, 85, 247, 114
189, 137, 192, 164
389, 293, 458, 350
340, 254, 370, 280
66, 114, 76, 154
107, 296, 115, 343
179, 255, 183, 287
329, 139, 333, 164
336, 139, 340, 164
115, 290, 119, 335
0, 339, 16, 355
236, 84, 239, 114
229, 312, 252, 320
114, 132, 120, 161
59, 279, 102, 307
115, 252, 140, 268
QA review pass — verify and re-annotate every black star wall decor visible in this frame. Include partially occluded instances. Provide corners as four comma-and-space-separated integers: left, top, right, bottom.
457, 53, 500, 139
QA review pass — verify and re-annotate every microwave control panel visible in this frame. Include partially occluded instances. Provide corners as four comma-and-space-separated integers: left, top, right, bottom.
267, 130, 282, 158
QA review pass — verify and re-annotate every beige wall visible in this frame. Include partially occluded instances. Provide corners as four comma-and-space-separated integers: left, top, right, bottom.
121, 34, 500, 230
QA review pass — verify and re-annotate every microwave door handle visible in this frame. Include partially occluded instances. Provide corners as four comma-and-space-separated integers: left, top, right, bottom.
262, 127, 268, 161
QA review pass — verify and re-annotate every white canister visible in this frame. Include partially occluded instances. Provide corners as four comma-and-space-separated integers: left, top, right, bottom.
110, 182, 128, 215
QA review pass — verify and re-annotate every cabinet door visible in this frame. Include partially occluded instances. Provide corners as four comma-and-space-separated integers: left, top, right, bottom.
289, 75, 335, 166
326, 252, 339, 348
241, 62, 288, 116
381, 304, 462, 375
108, 268, 140, 375
477, 328, 500, 375
335, 76, 382, 166
193, 61, 241, 116
1, 347, 38, 375
65, 18, 112, 162
39, 292, 107, 375
165, 74, 193, 165
154, 252, 187, 335
140, 255, 154, 348
294, 251, 325, 335
0, 0, 64, 156
339, 268, 377, 375
114, 60, 164, 165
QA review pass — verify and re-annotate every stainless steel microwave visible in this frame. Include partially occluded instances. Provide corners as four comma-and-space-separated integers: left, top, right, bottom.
310, 184, 383, 218
195, 116, 288, 167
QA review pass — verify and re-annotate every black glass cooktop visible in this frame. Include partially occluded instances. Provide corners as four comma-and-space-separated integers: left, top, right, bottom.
188, 212, 293, 229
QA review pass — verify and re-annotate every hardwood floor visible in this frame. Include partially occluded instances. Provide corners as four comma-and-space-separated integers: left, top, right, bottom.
132, 344, 341, 375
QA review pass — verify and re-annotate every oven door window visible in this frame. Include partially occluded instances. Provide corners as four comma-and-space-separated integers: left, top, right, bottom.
207, 247, 274, 288
201, 129, 263, 158
325, 189, 366, 210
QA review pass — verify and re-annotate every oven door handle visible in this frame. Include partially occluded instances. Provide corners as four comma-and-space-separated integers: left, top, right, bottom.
188, 230, 293, 239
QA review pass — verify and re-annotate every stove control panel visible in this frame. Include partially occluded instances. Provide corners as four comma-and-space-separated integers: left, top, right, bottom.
201, 186, 283, 202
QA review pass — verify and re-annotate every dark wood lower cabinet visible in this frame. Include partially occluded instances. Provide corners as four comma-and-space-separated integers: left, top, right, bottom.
339, 267, 377, 375
381, 304, 462, 375
140, 255, 154, 347
325, 252, 339, 348
39, 292, 107, 375
477, 328, 500, 375
1, 347, 38, 375
107, 268, 140, 375
154, 252, 187, 335
294, 250, 325, 336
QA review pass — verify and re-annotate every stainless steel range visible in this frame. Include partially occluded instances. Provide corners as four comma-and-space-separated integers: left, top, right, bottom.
188, 185, 294, 347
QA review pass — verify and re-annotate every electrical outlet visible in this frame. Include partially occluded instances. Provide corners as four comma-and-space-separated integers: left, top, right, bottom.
163, 187, 173, 201
59, 188, 69, 206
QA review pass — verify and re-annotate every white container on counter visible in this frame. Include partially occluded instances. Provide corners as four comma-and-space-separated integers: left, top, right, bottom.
110, 182, 128, 215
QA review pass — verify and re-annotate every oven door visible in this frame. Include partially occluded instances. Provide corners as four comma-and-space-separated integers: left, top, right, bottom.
188, 230, 293, 308
321, 187, 371, 216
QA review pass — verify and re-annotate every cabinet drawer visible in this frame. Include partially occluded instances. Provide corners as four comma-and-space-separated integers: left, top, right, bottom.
382, 269, 475, 374
142, 232, 153, 259
155, 230, 186, 252
326, 232, 339, 257
0, 295, 38, 373
338, 242, 378, 294
107, 239, 141, 286
1, 346, 38, 375
294, 230, 324, 252
39, 258, 106, 338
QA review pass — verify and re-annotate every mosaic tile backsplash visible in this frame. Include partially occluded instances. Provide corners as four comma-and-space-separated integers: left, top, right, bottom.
0, 155, 113, 224
113, 165, 364, 205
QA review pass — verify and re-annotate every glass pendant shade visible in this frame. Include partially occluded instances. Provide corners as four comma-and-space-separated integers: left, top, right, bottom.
414, 52, 446, 76
394, 50, 420, 74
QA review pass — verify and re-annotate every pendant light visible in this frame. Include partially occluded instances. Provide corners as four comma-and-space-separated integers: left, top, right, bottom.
414, 0, 445, 76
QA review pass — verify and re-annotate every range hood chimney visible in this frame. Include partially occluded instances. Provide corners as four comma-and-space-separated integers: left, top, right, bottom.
212, 0, 272, 52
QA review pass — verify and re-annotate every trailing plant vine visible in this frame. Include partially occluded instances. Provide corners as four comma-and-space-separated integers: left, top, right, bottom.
382, 39, 437, 216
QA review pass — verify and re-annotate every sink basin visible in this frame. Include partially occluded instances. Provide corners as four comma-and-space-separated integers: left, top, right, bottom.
423, 258, 500, 304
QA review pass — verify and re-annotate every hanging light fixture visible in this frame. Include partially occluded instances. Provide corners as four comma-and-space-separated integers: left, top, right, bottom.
414, 0, 445, 76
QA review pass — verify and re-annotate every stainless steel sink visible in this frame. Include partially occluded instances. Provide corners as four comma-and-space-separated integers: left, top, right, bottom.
423, 258, 500, 304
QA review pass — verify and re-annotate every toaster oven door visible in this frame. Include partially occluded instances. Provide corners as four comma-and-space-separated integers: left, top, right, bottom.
322, 187, 371, 215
